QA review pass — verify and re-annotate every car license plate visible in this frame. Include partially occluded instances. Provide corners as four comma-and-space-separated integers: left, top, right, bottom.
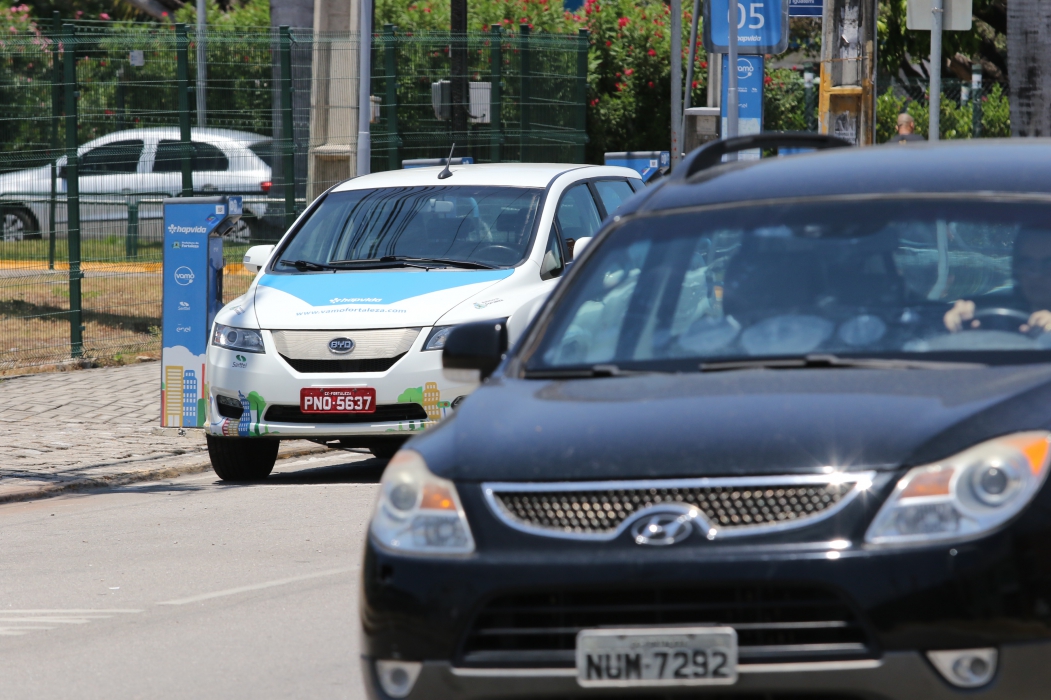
299, 387, 376, 414
576, 627, 738, 688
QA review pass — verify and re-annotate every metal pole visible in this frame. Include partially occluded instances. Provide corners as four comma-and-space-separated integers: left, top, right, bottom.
490, 26, 503, 163
972, 63, 983, 138
384, 25, 399, 171
520, 24, 532, 162
804, 66, 815, 132
575, 29, 589, 163
356, 0, 373, 176
708, 53, 721, 108
450, 0, 468, 158
929, 0, 943, 142
670, 0, 683, 168
125, 200, 139, 260
726, 0, 740, 140
49, 10, 60, 271
62, 23, 82, 359
176, 24, 193, 196
683, 0, 701, 115
196, 0, 207, 127
280, 26, 296, 229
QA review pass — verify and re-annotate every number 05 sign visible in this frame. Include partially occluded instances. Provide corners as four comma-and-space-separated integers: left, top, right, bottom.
703, 0, 790, 55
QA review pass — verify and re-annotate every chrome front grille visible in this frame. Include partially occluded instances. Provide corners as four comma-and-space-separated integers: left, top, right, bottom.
270, 328, 420, 360
484, 474, 874, 540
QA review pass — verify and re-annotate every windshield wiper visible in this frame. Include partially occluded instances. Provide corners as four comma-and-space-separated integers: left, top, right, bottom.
279, 259, 339, 272
378, 256, 498, 270
327, 257, 436, 270
699, 354, 987, 372
524, 364, 667, 379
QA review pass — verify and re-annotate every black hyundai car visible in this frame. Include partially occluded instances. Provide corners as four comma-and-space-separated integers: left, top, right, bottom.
359, 137, 1051, 699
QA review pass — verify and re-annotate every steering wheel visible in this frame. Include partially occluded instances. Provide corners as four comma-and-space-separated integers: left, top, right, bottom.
473, 244, 520, 264
970, 307, 1042, 336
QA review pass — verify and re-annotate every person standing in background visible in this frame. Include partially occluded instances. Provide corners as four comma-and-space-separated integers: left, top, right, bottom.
891, 113, 926, 144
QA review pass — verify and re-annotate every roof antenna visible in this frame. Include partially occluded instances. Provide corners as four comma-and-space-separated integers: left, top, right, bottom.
437, 143, 456, 180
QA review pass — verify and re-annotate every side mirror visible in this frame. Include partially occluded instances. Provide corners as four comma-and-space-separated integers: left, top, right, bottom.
572, 237, 593, 259
442, 320, 509, 382
540, 249, 562, 280
242, 244, 275, 274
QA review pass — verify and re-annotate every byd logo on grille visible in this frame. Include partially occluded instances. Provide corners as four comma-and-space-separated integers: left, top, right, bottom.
174, 266, 195, 285
328, 337, 355, 354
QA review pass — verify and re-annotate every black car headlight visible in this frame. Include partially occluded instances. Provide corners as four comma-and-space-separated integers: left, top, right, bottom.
370, 450, 475, 556
211, 324, 265, 353
865, 431, 1051, 545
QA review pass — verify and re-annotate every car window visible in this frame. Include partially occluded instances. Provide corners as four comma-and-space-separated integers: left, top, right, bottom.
541, 229, 565, 280
248, 141, 275, 169
556, 184, 603, 243
154, 140, 230, 172
528, 199, 1051, 370
79, 140, 143, 175
592, 180, 636, 217
277, 186, 543, 270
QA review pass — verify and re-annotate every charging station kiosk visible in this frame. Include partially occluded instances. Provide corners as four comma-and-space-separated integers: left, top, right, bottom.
161, 195, 242, 427
604, 151, 671, 183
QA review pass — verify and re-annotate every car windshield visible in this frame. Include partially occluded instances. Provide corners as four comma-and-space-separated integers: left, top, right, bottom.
527, 197, 1051, 372
276, 186, 543, 270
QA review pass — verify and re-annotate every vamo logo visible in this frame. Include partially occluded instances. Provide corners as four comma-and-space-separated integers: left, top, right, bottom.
174, 266, 195, 285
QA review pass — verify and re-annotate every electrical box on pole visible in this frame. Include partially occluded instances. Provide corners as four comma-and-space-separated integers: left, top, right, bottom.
818, 0, 876, 145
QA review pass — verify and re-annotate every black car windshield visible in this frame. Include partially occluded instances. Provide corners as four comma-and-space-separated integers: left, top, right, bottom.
276, 186, 542, 270
526, 198, 1051, 372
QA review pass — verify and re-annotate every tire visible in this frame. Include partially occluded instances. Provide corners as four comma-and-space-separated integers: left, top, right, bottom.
206, 434, 279, 481
368, 442, 403, 460
1, 207, 41, 241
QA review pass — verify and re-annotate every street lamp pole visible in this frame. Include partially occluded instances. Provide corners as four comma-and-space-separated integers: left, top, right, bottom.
726, 0, 739, 140
929, 0, 943, 141
356, 0, 373, 175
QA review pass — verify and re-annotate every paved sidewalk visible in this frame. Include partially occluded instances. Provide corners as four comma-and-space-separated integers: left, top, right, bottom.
0, 362, 327, 502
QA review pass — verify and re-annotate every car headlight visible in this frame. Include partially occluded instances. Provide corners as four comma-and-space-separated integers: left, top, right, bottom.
423, 325, 455, 351
865, 431, 1051, 545
211, 324, 265, 353
370, 450, 475, 556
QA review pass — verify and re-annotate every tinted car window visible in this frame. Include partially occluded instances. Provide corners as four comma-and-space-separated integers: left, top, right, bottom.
80, 140, 143, 174
154, 140, 230, 172
592, 180, 635, 216
556, 184, 602, 242
248, 141, 274, 169
529, 199, 1051, 369
277, 186, 543, 270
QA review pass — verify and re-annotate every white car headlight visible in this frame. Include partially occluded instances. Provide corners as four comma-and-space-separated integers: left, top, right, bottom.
865, 431, 1051, 546
423, 325, 455, 351
370, 450, 475, 555
211, 324, 265, 353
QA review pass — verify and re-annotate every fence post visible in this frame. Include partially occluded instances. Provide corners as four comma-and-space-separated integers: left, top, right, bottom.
384, 25, 400, 171
176, 24, 193, 197
48, 11, 61, 271
520, 24, 531, 163
490, 26, 503, 163
63, 23, 83, 359
575, 29, 589, 164
280, 26, 296, 231
125, 200, 139, 260
972, 64, 983, 139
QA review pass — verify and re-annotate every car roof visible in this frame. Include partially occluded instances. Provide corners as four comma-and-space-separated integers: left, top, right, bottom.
86, 127, 269, 146
331, 163, 641, 191
627, 140, 1051, 216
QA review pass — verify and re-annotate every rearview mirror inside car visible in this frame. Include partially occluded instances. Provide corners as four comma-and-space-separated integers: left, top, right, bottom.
442, 320, 508, 382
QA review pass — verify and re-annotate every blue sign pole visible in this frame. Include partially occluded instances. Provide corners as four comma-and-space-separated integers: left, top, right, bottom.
722, 56, 764, 157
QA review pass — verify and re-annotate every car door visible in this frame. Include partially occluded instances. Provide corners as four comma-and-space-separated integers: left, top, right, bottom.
547, 182, 604, 277
147, 140, 231, 195
73, 138, 145, 222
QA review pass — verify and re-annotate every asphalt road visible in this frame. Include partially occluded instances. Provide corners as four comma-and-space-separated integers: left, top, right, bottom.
0, 449, 383, 700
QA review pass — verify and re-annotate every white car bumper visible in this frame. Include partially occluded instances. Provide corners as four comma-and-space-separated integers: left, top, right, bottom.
204, 328, 476, 439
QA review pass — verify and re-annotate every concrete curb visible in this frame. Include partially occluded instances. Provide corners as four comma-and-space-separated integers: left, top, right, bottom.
0, 442, 332, 506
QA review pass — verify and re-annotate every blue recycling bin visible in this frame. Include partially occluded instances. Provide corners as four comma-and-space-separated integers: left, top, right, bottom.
160, 196, 242, 428
604, 151, 671, 183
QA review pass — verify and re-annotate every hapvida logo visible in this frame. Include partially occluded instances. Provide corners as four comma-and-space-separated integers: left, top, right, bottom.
174, 266, 195, 285
167, 224, 208, 234
329, 297, 382, 304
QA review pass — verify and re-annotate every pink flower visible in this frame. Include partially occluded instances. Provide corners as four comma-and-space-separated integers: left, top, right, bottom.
624, 68, 633, 76
100, 13, 111, 20
648, 81, 654, 88
618, 17, 629, 28
647, 48, 656, 56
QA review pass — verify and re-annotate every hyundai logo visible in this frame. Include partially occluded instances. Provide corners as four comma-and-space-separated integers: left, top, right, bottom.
630, 512, 695, 546
174, 266, 195, 286
328, 337, 355, 354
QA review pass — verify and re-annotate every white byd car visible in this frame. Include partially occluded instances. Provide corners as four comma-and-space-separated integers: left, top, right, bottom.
204, 162, 642, 479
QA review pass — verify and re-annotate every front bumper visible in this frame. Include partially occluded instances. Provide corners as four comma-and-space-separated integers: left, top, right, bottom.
205, 329, 476, 439
361, 643, 1051, 699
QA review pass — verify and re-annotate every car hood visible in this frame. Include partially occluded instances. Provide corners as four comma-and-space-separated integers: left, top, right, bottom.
251, 268, 513, 329
426, 365, 1051, 481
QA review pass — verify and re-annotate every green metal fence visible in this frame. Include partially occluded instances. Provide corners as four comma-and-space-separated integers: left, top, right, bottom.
0, 21, 588, 372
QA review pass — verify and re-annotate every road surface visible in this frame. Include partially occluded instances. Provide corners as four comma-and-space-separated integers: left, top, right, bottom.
0, 449, 381, 699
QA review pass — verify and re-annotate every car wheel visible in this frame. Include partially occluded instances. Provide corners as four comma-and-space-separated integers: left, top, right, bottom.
1, 207, 41, 241
206, 434, 279, 481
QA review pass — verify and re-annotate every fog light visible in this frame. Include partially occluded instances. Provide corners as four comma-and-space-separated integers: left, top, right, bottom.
927, 648, 997, 688
375, 660, 422, 698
